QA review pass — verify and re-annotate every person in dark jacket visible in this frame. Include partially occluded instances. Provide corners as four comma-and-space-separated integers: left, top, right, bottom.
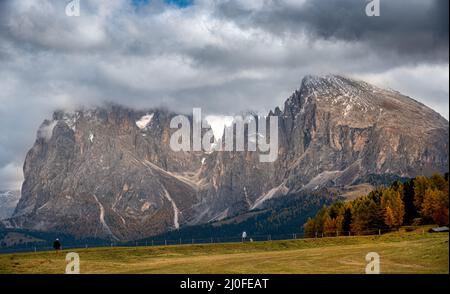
53, 238, 61, 251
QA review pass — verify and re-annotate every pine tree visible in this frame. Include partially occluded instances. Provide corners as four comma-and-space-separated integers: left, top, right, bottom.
384, 207, 397, 229
304, 218, 316, 238
381, 188, 405, 228
413, 176, 430, 212
429, 173, 448, 191
403, 179, 419, 223
324, 217, 336, 236
351, 198, 382, 234
315, 205, 330, 234
303, 174, 447, 237
342, 207, 352, 233
335, 214, 344, 235
432, 190, 449, 226
422, 188, 449, 226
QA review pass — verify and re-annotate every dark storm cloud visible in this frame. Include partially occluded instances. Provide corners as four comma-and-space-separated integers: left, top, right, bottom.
0, 0, 448, 190
215, 0, 449, 62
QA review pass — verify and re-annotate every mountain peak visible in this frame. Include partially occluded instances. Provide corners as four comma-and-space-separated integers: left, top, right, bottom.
284, 74, 449, 130
301, 74, 377, 95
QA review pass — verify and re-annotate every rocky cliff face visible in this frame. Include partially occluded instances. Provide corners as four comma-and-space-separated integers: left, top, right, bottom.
0, 191, 20, 220
5, 75, 448, 240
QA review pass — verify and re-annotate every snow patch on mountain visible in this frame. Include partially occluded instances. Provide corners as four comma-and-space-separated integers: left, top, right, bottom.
136, 113, 154, 129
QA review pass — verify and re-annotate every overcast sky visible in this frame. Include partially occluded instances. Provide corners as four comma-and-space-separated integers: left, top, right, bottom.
0, 0, 448, 190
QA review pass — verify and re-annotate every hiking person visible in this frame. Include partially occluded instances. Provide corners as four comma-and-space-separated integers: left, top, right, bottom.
242, 231, 247, 242
53, 238, 61, 251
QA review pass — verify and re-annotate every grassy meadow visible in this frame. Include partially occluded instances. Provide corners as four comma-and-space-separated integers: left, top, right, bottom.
0, 229, 447, 274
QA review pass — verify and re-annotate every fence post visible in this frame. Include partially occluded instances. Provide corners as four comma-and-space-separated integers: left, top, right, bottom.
315, 232, 318, 238
192, 238, 194, 244
34, 246, 37, 253
210, 237, 213, 244
85, 244, 88, 248
179, 238, 182, 245
378, 229, 381, 235
321, 232, 324, 238
164, 240, 167, 246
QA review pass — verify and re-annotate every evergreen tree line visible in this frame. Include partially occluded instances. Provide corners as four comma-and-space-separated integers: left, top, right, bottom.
303, 174, 449, 237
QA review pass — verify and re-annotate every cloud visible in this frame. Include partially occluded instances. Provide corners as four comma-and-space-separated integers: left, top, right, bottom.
214, 0, 449, 62
0, 0, 448, 189
359, 63, 450, 118
0, 163, 23, 191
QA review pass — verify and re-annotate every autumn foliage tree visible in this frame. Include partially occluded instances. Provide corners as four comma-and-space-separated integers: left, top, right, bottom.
414, 174, 449, 226
422, 188, 449, 226
413, 176, 430, 212
381, 188, 405, 228
303, 173, 449, 238
303, 217, 316, 238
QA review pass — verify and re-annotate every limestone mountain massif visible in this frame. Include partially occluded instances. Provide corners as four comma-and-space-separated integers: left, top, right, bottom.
4, 75, 448, 241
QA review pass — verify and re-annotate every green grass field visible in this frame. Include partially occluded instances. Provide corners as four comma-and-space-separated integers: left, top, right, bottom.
0, 229, 448, 274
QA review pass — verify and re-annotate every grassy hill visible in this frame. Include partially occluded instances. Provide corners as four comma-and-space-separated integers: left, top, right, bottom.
0, 228, 447, 274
